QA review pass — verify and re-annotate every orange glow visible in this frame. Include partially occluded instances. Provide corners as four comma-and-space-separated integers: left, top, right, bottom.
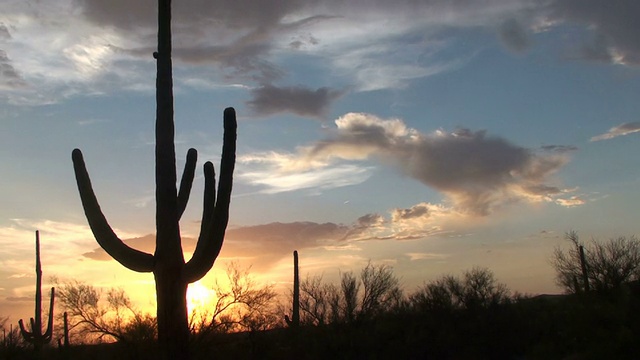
187, 281, 216, 316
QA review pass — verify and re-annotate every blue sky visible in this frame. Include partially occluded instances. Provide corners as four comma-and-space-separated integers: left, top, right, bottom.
1, 0, 640, 322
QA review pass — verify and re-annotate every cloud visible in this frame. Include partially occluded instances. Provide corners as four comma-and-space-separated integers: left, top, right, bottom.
406, 252, 449, 261
0, 23, 11, 40
499, 18, 532, 54
540, 145, 579, 153
82, 234, 162, 261
590, 122, 640, 141
314, 113, 573, 214
0, 0, 538, 105
544, 0, 640, 65
247, 85, 344, 117
243, 113, 575, 215
238, 152, 373, 194
0, 50, 27, 90
3, 0, 636, 107
555, 196, 585, 207
83, 222, 351, 271
5, 296, 30, 302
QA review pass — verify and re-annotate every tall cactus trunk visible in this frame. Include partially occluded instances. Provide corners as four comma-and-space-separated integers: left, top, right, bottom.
285, 250, 300, 327
18, 230, 55, 351
154, 0, 188, 354
155, 272, 189, 355
71, 0, 236, 358
579, 245, 590, 292
62, 311, 69, 348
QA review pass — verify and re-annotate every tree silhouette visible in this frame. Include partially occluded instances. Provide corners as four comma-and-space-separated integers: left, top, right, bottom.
553, 231, 640, 292
71, 0, 236, 358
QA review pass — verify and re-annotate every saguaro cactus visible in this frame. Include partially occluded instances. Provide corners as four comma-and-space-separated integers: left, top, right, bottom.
18, 230, 55, 351
285, 250, 300, 327
71, 0, 236, 358
578, 245, 590, 292
57, 312, 69, 350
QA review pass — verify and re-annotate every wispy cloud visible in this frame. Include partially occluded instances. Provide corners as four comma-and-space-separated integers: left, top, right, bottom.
2, 0, 638, 106
238, 152, 373, 194
590, 122, 640, 141
406, 252, 450, 261
555, 196, 586, 207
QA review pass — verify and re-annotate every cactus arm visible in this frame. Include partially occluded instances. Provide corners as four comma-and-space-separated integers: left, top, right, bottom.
43, 287, 55, 341
183, 108, 236, 283
183, 161, 216, 283
18, 319, 34, 341
216, 108, 237, 213
177, 148, 197, 220
207, 107, 237, 257
72, 149, 155, 272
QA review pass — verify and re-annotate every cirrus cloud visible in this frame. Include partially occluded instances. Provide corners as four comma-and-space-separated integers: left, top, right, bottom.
590, 122, 640, 142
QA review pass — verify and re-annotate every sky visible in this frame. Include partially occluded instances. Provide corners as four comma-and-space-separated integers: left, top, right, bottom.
1, 0, 640, 325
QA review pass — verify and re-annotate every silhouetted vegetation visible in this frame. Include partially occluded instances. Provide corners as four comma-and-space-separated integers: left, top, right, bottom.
189, 262, 279, 337
55, 281, 156, 344
5, 232, 640, 359
553, 231, 640, 293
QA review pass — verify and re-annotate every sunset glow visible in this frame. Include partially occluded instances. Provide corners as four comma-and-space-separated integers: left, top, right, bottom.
1, 1, 639, 332
187, 281, 216, 317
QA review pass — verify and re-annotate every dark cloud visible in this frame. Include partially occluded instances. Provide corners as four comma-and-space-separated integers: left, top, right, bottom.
82, 234, 164, 261
356, 213, 384, 227
499, 18, 531, 54
0, 23, 11, 40
391, 204, 430, 221
546, 0, 640, 65
247, 85, 344, 117
0, 50, 27, 89
75, 0, 305, 31
83, 222, 350, 270
119, 37, 283, 83
540, 145, 578, 153
304, 113, 572, 215
76, 0, 315, 83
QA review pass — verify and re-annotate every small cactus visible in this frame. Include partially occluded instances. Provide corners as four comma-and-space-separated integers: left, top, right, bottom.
57, 312, 69, 350
579, 245, 590, 292
285, 250, 300, 327
18, 230, 55, 351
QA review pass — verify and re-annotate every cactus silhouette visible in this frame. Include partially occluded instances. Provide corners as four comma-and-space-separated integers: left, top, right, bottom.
285, 250, 300, 327
579, 245, 590, 292
18, 230, 55, 351
71, 0, 236, 358
57, 312, 69, 350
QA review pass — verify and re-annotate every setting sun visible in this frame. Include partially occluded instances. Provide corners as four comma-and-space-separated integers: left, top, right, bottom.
187, 281, 216, 316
